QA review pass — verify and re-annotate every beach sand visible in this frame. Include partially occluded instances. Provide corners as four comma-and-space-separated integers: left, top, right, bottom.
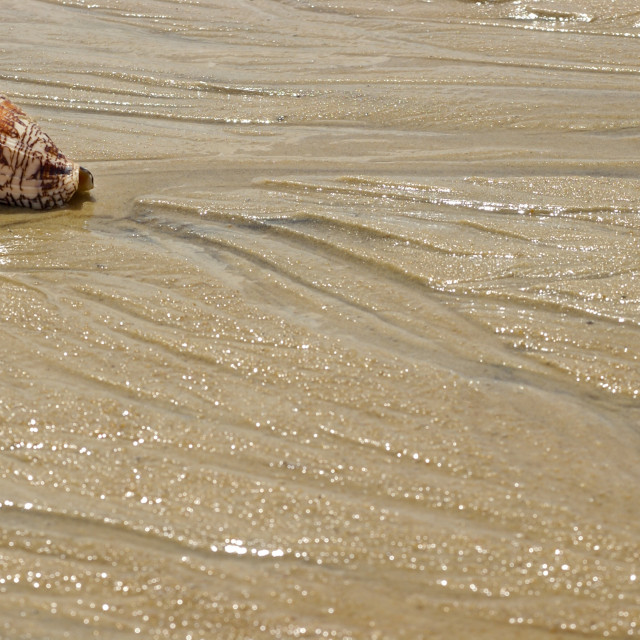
1, 1, 640, 637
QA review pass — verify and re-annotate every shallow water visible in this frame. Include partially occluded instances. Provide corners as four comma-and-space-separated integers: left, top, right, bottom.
1, 0, 640, 638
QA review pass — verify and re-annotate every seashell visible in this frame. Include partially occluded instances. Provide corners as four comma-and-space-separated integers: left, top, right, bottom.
0, 95, 93, 209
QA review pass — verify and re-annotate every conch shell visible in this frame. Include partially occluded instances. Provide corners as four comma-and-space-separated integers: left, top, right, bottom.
0, 96, 93, 209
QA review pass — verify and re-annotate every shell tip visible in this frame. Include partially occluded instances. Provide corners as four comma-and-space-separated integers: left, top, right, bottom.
78, 167, 94, 192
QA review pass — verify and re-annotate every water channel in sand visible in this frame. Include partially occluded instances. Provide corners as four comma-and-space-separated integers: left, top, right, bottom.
1, 0, 640, 638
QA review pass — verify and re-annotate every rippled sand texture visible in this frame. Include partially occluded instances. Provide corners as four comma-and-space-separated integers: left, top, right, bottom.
2, 0, 640, 638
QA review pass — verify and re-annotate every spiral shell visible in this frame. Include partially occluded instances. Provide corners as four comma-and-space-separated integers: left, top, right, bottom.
0, 96, 93, 209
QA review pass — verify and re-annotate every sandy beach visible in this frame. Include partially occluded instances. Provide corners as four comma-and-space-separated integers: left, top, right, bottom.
1, 1, 640, 638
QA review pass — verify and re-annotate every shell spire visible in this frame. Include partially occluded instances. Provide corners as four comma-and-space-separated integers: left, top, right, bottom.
0, 96, 93, 210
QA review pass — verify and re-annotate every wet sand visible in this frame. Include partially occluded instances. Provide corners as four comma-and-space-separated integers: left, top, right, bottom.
1, 1, 640, 638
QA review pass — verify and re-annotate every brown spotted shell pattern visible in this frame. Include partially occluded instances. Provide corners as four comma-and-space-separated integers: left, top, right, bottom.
0, 96, 93, 209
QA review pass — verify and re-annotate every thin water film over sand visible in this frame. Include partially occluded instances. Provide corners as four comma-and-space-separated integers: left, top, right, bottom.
0, 0, 640, 638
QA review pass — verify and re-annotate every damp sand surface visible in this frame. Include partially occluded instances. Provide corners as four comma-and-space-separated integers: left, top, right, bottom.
1, 1, 640, 638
